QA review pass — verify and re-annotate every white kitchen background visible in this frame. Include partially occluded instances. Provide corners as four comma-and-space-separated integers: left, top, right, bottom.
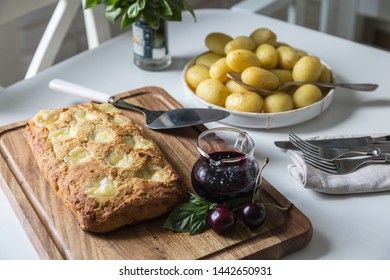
0, 0, 389, 87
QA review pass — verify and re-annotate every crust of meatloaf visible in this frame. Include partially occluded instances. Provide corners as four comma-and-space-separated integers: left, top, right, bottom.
25, 102, 185, 233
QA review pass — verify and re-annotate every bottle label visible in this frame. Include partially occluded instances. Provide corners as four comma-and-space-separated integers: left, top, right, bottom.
133, 20, 168, 60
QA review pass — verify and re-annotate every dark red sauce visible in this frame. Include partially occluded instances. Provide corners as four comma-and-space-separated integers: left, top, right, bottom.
191, 150, 259, 203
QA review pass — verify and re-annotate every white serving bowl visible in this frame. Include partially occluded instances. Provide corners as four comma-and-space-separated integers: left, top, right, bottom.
182, 56, 335, 129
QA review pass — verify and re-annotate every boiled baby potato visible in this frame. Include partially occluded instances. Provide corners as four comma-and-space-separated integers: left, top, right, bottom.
318, 64, 333, 83
225, 91, 263, 113
185, 64, 210, 90
195, 52, 223, 68
196, 28, 332, 115
241, 66, 279, 90
296, 49, 308, 58
275, 42, 290, 48
205, 32, 233, 56
277, 46, 299, 70
225, 79, 247, 94
224, 36, 256, 54
263, 92, 294, 113
196, 79, 229, 107
292, 84, 323, 108
292, 55, 322, 82
255, 43, 278, 69
209, 57, 232, 83
226, 49, 261, 72
250, 28, 277, 46
270, 69, 293, 85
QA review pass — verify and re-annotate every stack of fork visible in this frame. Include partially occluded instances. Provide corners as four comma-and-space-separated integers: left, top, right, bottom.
288, 132, 390, 175
281, 132, 390, 194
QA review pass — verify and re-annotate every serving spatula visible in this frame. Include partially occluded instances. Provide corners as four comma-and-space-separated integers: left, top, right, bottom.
49, 79, 230, 130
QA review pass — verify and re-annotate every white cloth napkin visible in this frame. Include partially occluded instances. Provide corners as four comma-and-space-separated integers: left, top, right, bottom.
285, 134, 390, 194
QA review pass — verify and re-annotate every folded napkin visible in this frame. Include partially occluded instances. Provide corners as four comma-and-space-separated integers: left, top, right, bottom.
285, 134, 390, 194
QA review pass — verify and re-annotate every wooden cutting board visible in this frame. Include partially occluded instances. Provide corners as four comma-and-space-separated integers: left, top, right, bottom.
0, 86, 312, 259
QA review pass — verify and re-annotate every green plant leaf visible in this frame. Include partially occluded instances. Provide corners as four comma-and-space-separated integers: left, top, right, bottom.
84, 0, 196, 29
137, 0, 146, 10
126, 2, 141, 18
164, 3, 181, 21
161, 0, 173, 17
105, 5, 124, 22
105, 0, 119, 6
182, 0, 196, 21
120, 12, 132, 29
85, 0, 100, 9
143, 14, 161, 29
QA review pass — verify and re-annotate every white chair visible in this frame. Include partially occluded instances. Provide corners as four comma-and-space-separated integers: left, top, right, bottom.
231, 0, 307, 26
321, 0, 390, 41
231, 0, 390, 42
0, 0, 111, 82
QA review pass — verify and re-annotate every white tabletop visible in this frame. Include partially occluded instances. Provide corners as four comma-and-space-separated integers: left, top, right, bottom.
1, 9, 389, 260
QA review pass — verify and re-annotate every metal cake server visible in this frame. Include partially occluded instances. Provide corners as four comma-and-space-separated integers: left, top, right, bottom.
49, 79, 230, 130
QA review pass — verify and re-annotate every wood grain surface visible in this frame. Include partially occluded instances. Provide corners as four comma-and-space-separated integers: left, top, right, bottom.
0, 86, 312, 259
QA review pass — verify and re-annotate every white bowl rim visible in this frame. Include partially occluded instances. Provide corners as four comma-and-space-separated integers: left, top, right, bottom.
182, 53, 336, 128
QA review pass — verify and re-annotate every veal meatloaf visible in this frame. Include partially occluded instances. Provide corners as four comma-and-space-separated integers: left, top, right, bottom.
25, 102, 185, 233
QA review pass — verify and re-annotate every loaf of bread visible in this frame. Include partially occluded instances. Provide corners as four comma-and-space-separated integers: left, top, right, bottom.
25, 102, 185, 233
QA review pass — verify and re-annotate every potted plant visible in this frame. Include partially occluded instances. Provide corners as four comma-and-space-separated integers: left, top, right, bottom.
85, 0, 196, 70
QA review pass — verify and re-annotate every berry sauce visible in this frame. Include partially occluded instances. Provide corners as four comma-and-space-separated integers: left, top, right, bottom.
191, 150, 259, 203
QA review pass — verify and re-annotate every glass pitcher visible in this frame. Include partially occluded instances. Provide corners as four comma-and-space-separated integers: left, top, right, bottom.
191, 127, 259, 203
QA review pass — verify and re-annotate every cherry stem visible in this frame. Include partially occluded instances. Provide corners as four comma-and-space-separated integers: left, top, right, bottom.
252, 157, 269, 203
263, 202, 293, 211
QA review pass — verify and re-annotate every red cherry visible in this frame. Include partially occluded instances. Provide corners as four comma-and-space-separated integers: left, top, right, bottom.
241, 202, 266, 230
208, 205, 235, 234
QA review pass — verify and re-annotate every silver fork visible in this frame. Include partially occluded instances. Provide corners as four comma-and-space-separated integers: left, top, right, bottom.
288, 132, 382, 160
227, 72, 378, 98
288, 133, 390, 173
301, 152, 390, 174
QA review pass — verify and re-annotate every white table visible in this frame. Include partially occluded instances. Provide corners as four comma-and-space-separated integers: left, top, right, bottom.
1, 9, 389, 260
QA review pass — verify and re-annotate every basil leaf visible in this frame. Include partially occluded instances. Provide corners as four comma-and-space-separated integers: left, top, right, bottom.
189, 193, 209, 206
188, 205, 209, 235
164, 193, 215, 235
189, 215, 208, 235
164, 192, 257, 236
163, 203, 199, 232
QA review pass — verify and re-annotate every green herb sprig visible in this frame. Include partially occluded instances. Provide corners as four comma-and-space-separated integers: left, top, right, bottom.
163, 193, 253, 235
85, 0, 196, 29
164, 157, 291, 236
163, 193, 217, 236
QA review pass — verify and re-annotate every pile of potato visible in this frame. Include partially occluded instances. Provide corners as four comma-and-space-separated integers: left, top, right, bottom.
185, 28, 333, 114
